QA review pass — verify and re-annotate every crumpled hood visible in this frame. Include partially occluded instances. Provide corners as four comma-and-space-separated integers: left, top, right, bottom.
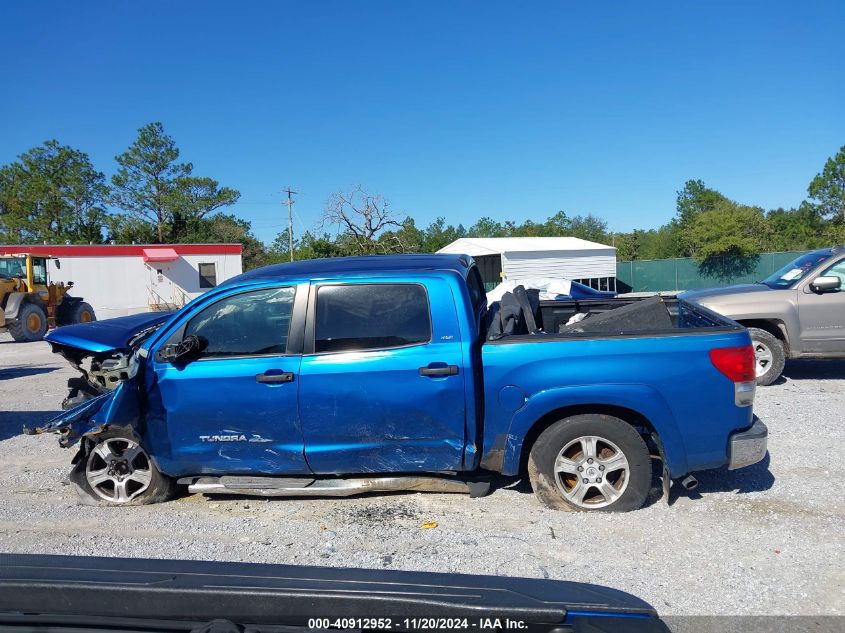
679, 283, 771, 302
44, 311, 175, 354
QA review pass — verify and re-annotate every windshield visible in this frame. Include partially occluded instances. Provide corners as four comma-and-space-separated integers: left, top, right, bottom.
0, 257, 26, 279
760, 251, 832, 288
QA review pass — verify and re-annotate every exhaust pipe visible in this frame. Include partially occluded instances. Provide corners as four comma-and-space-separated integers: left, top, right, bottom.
680, 474, 699, 491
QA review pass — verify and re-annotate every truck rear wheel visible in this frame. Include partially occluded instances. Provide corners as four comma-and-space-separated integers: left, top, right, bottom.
8, 303, 48, 342
528, 414, 651, 512
747, 327, 785, 386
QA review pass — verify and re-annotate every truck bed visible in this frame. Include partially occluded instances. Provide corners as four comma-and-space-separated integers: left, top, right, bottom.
487, 294, 737, 340
479, 294, 753, 477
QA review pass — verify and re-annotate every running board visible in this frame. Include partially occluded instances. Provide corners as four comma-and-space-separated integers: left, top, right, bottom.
179, 475, 472, 497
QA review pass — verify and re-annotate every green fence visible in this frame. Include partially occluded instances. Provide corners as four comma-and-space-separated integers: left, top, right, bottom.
616, 251, 805, 293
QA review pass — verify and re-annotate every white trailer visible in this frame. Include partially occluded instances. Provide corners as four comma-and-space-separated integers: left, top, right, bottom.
0, 244, 243, 319
437, 237, 617, 291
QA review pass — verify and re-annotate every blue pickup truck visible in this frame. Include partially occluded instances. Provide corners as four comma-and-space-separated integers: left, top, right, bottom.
31, 254, 767, 512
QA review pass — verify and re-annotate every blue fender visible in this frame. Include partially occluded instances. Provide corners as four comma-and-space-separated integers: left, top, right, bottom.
500, 383, 689, 476
24, 380, 141, 448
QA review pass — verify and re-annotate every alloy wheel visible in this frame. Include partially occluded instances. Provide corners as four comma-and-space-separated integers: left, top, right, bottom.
553, 435, 630, 509
753, 340, 773, 377
85, 438, 153, 503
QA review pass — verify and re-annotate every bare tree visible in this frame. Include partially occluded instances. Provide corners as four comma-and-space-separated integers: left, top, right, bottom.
321, 186, 404, 255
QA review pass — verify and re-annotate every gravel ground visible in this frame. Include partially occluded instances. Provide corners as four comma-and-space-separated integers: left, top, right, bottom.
1, 333, 843, 616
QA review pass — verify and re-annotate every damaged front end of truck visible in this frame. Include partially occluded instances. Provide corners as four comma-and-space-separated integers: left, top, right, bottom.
24, 379, 142, 449
23, 376, 153, 504
42, 311, 175, 409
25, 314, 172, 505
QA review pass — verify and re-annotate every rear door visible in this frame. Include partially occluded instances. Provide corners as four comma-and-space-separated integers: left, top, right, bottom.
797, 257, 845, 353
298, 279, 467, 474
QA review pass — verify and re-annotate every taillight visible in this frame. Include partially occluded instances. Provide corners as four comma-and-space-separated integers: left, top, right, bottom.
710, 345, 756, 407
709, 346, 756, 382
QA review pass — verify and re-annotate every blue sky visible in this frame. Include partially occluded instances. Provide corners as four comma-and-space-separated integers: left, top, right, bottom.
1, 1, 843, 244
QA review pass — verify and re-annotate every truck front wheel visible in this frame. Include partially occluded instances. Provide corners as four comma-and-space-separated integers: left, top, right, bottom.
69, 432, 175, 506
528, 414, 651, 512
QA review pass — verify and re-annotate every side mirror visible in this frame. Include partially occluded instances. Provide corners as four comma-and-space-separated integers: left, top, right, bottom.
158, 335, 208, 363
54, 259, 61, 269
809, 276, 841, 293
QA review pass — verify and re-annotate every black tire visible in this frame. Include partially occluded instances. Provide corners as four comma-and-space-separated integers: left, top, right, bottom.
69, 430, 176, 506
8, 302, 48, 342
747, 327, 785, 387
64, 300, 96, 324
528, 414, 652, 512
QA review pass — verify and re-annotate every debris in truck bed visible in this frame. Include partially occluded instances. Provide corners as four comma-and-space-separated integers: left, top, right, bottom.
559, 295, 673, 334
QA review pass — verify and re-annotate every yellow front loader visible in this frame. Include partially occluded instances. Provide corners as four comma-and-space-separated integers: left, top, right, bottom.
0, 253, 95, 342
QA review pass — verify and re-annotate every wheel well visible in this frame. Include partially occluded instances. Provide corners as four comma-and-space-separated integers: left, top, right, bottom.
518, 404, 659, 475
735, 319, 789, 352
4, 292, 45, 319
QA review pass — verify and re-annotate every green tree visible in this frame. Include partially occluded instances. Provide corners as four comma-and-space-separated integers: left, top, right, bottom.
0, 141, 108, 243
180, 212, 267, 270
467, 216, 506, 237
807, 145, 845, 222
674, 180, 729, 256
567, 213, 609, 243
765, 204, 827, 251
420, 217, 466, 252
0, 162, 31, 242
110, 122, 192, 243
105, 213, 157, 244
676, 180, 724, 225
687, 201, 770, 280
168, 176, 241, 242
111, 123, 241, 244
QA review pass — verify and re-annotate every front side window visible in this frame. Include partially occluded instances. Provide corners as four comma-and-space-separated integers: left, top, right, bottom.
184, 286, 295, 358
0, 258, 26, 279
315, 284, 431, 353
31, 258, 47, 285
820, 259, 845, 287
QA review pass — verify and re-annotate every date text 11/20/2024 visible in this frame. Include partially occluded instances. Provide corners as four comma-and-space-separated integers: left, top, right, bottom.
307, 618, 529, 630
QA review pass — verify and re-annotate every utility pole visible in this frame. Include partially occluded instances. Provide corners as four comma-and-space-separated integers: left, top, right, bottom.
283, 187, 297, 262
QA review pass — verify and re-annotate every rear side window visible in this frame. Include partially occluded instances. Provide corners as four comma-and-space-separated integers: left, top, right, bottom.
315, 284, 431, 353
466, 265, 486, 312
185, 286, 296, 357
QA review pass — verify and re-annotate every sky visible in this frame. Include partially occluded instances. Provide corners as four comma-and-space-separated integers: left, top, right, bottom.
1, 1, 843, 244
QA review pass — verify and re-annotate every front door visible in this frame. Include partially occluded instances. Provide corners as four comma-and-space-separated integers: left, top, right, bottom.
298, 280, 467, 474
147, 285, 309, 475
797, 258, 845, 354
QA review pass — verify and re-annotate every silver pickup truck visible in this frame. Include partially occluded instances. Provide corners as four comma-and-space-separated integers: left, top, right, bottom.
681, 246, 845, 385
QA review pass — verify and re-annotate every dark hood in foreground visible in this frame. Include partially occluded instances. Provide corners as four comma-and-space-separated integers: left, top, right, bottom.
0, 553, 666, 630
44, 310, 175, 354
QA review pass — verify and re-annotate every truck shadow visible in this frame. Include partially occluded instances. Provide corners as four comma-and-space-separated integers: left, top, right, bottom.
668, 453, 774, 505
0, 366, 58, 380
0, 410, 60, 442
494, 455, 774, 509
